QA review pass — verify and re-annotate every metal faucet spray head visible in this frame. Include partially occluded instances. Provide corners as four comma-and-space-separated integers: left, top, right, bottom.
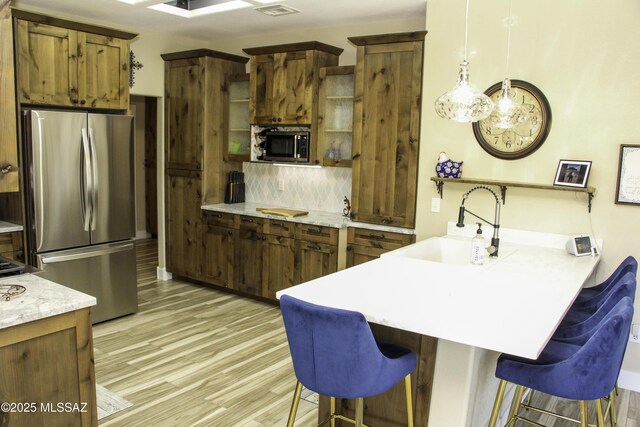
456, 194, 468, 228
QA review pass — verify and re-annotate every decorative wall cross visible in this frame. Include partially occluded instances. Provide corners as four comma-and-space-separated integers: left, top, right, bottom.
129, 50, 144, 88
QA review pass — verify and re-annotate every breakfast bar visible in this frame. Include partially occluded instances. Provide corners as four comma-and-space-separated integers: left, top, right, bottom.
277, 225, 601, 426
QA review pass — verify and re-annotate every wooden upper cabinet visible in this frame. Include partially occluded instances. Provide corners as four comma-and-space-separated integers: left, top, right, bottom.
349, 32, 426, 229
14, 10, 136, 110
162, 50, 247, 176
243, 42, 342, 126
164, 57, 205, 170
0, 0, 18, 193
79, 32, 129, 109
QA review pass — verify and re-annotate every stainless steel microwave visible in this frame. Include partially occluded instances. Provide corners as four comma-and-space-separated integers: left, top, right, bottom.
263, 130, 310, 163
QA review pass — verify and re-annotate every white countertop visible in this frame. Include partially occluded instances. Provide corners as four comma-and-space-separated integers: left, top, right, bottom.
0, 274, 97, 329
0, 221, 23, 233
277, 225, 600, 359
202, 202, 416, 235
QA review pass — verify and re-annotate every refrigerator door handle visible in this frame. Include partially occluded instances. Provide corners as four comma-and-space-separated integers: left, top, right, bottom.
81, 127, 93, 232
39, 242, 135, 264
88, 127, 99, 231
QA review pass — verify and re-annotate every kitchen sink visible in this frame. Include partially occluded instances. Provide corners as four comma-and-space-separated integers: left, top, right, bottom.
382, 236, 516, 267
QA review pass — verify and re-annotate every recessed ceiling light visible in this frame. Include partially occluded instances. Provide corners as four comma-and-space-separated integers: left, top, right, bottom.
254, 4, 299, 16
148, 0, 251, 17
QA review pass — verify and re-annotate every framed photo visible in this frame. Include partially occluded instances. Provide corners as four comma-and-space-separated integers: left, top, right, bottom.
615, 144, 640, 205
553, 160, 592, 188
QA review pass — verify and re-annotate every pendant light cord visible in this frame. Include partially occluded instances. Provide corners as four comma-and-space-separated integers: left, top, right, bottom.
463, 0, 470, 60
505, 0, 512, 77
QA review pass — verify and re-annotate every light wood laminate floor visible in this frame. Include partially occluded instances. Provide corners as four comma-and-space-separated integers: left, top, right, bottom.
94, 240, 640, 426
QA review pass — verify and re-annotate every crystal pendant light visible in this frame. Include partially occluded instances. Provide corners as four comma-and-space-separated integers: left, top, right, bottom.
435, 0, 493, 123
487, 0, 526, 128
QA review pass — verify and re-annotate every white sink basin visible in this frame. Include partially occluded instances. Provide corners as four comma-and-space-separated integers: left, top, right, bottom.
382, 236, 516, 267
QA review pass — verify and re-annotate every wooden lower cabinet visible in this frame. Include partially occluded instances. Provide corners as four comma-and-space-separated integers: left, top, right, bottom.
234, 228, 265, 296
0, 308, 97, 427
263, 235, 295, 299
346, 227, 415, 268
295, 240, 338, 284
201, 224, 236, 288
165, 169, 202, 280
318, 324, 437, 427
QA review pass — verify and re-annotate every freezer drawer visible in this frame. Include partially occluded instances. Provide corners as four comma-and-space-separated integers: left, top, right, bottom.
36, 241, 138, 323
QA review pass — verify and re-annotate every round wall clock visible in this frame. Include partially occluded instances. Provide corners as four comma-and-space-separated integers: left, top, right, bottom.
472, 79, 552, 160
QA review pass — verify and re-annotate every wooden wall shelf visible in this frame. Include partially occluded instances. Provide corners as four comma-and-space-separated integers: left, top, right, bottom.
430, 176, 596, 212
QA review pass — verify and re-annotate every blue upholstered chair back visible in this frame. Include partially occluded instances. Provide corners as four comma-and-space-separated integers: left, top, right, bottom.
497, 297, 634, 401
280, 295, 416, 399
576, 256, 638, 305
557, 271, 637, 337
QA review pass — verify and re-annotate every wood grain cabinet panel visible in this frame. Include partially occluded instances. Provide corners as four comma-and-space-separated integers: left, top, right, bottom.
163, 50, 247, 281
346, 227, 415, 268
0, 1, 18, 193
295, 240, 338, 285
201, 224, 236, 288
16, 19, 130, 110
234, 228, 264, 297
165, 169, 202, 280
263, 235, 295, 299
350, 32, 426, 228
0, 309, 97, 427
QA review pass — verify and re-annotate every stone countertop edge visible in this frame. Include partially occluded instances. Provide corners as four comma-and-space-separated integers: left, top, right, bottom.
0, 274, 97, 330
202, 202, 416, 235
0, 221, 23, 233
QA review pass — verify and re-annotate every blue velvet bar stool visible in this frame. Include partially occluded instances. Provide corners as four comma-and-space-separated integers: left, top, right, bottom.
488, 297, 634, 427
557, 271, 637, 334
279, 295, 417, 427
575, 256, 637, 304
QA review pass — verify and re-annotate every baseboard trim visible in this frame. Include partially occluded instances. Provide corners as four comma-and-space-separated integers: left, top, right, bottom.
618, 369, 640, 392
135, 230, 152, 240
156, 266, 173, 281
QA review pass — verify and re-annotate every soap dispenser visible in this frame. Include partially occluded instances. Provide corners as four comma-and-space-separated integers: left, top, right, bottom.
471, 223, 485, 265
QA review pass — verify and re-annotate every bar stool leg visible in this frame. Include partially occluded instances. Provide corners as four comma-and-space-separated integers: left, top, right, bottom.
354, 398, 364, 427
580, 400, 589, 427
609, 390, 617, 426
404, 375, 414, 427
330, 397, 336, 427
508, 385, 526, 421
488, 380, 507, 427
596, 398, 606, 427
287, 381, 303, 427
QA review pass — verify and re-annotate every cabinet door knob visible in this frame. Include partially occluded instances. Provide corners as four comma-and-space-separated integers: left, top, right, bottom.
271, 222, 284, 228
277, 117, 282, 122
80, 100, 86, 105
241, 218, 254, 223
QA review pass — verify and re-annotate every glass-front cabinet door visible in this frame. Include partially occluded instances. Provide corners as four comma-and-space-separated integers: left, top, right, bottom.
317, 66, 354, 167
227, 73, 251, 161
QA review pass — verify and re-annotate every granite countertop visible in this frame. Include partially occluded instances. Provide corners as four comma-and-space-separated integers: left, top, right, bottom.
0, 274, 97, 330
201, 202, 415, 235
0, 221, 23, 233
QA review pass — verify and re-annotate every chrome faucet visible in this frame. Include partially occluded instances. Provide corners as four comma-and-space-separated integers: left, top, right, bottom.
456, 185, 501, 256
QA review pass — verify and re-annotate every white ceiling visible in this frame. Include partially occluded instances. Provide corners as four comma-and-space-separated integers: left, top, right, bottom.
12, 0, 427, 42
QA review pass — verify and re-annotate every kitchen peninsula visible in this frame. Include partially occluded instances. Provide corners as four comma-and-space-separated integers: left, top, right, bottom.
277, 224, 601, 426
0, 274, 97, 426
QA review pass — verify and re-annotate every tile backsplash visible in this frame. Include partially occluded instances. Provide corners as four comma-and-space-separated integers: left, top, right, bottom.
243, 162, 352, 213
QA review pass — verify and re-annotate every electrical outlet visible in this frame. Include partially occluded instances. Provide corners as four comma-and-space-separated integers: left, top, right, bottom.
630, 324, 640, 344
431, 197, 441, 213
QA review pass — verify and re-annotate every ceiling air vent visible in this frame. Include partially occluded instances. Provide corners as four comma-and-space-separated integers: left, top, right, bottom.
254, 4, 300, 16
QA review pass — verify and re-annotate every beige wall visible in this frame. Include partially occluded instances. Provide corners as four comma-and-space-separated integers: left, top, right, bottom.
421, 0, 640, 377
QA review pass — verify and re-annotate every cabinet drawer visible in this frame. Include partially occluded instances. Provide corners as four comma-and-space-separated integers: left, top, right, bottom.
297, 224, 338, 245
203, 211, 237, 228
347, 227, 415, 251
238, 215, 264, 232
264, 219, 296, 238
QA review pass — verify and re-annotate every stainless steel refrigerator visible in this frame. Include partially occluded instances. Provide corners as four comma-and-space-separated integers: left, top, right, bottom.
23, 109, 138, 323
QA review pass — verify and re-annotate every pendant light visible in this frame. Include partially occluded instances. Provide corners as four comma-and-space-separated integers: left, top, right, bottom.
435, 0, 493, 123
487, 0, 526, 128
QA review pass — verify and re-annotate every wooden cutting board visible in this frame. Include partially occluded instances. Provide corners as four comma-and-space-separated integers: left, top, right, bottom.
256, 207, 309, 218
